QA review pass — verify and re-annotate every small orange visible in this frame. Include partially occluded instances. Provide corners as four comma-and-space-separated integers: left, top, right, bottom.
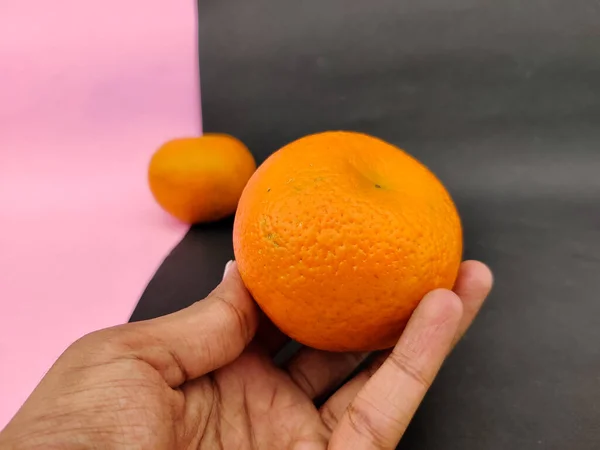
233, 131, 462, 352
148, 134, 256, 224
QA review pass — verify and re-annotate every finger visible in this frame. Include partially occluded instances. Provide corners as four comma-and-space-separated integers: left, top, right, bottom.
321, 260, 492, 427
285, 349, 369, 399
254, 310, 291, 357
452, 260, 494, 345
95, 261, 259, 387
328, 289, 462, 449
319, 351, 390, 431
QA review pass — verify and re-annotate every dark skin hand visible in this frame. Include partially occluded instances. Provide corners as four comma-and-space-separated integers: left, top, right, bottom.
0, 261, 492, 450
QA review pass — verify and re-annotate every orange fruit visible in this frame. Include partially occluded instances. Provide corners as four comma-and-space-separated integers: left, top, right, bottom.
148, 134, 256, 224
233, 131, 462, 352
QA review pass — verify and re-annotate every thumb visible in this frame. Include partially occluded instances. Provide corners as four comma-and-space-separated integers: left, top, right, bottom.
111, 261, 259, 386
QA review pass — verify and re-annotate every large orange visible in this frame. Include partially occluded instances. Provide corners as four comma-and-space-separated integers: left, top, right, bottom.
233, 131, 462, 352
148, 134, 256, 224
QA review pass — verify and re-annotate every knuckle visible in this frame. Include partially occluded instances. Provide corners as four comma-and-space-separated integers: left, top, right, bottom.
387, 349, 431, 389
210, 292, 253, 342
60, 328, 125, 368
69, 328, 114, 353
346, 400, 390, 449
68, 325, 143, 358
319, 403, 340, 433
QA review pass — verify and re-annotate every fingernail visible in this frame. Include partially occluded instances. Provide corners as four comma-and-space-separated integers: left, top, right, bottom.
223, 260, 233, 280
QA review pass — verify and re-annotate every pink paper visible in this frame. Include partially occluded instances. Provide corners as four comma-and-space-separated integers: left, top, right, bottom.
0, 0, 200, 427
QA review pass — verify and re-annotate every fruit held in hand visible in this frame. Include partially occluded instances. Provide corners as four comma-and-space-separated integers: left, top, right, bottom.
148, 134, 256, 224
233, 131, 462, 352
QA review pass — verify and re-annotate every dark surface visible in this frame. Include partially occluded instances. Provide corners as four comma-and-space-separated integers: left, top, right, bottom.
130, 218, 234, 322
132, 1, 600, 448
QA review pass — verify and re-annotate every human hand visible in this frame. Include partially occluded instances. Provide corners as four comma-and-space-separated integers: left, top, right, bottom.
0, 261, 492, 450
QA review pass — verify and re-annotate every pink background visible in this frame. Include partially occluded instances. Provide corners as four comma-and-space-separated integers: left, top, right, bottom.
0, 1, 200, 427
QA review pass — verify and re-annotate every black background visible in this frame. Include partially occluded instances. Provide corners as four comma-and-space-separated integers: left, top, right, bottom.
132, 1, 600, 448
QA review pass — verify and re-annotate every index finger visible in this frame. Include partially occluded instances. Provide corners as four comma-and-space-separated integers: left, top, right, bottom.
329, 289, 463, 450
